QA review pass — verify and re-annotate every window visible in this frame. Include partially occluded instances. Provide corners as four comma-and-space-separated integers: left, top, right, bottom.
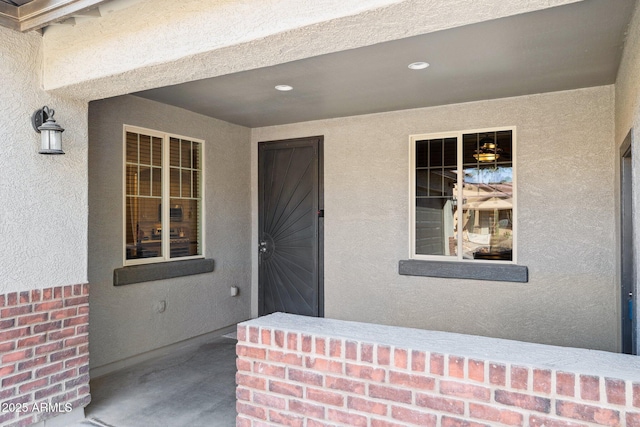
124, 125, 204, 265
410, 127, 515, 262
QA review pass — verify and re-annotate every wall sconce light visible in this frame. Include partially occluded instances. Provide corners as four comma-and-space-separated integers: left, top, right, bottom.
31, 106, 64, 155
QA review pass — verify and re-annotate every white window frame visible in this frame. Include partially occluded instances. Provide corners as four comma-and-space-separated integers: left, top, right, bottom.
123, 125, 206, 266
409, 126, 517, 264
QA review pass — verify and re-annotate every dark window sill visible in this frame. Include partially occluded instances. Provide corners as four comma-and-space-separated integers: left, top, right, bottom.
399, 259, 528, 283
114, 258, 215, 286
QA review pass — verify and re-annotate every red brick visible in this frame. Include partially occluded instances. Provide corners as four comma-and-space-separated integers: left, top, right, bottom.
315, 337, 326, 355
63, 315, 88, 327
417, 393, 464, 415
289, 399, 324, 419
441, 380, 490, 402
36, 341, 63, 355
236, 402, 266, 420
0, 413, 16, 425
328, 409, 367, 427
301, 334, 312, 353
306, 356, 343, 374
236, 387, 250, 401
468, 359, 484, 382
529, 415, 589, 427
49, 327, 75, 341
2, 349, 33, 363
237, 344, 266, 360
268, 350, 302, 366
394, 348, 408, 369
34, 384, 62, 400
0, 294, 4, 307
348, 396, 388, 416
370, 384, 412, 403
54, 287, 62, 299
345, 341, 357, 360
0, 341, 15, 352
371, 419, 405, 427
253, 391, 286, 409
50, 308, 77, 320
2, 372, 31, 387
82, 284, 90, 295
274, 330, 284, 348
76, 325, 89, 334
17, 356, 46, 370
65, 335, 89, 347
78, 344, 89, 354
253, 361, 285, 378
236, 373, 266, 390
17, 334, 46, 348
0, 365, 15, 377
442, 416, 490, 427
556, 400, 619, 426
260, 328, 271, 346
269, 380, 303, 397
449, 356, 465, 378
42, 289, 52, 301
50, 368, 76, 383
411, 350, 426, 372
73, 284, 82, 295
30, 290, 41, 302
307, 419, 336, 427
628, 413, 640, 427
326, 375, 365, 394
469, 403, 523, 426
329, 339, 341, 357
634, 383, 640, 408
269, 410, 304, 427
392, 405, 437, 426
289, 368, 323, 386
378, 345, 390, 365
496, 390, 550, 413
579, 375, 600, 401
489, 363, 506, 386
389, 370, 434, 390
50, 348, 76, 362
65, 355, 89, 369
34, 301, 63, 312
556, 372, 575, 397
605, 378, 625, 405
18, 378, 48, 393
533, 369, 552, 394
248, 326, 259, 343
511, 366, 529, 390
0, 319, 15, 329
7, 292, 18, 305
307, 388, 344, 406
65, 372, 89, 388
361, 343, 374, 363
35, 362, 63, 378
1, 305, 32, 318
237, 325, 246, 341
64, 296, 88, 307
431, 353, 444, 375
287, 332, 298, 351
19, 291, 30, 303
64, 286, 73, 297
0, 327, 29, 342
33, 321, 61, 334
346, 363, 386, 382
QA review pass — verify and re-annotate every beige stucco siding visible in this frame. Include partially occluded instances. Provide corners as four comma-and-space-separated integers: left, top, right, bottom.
252, 85, 617, 351
88, 95, 252, 369
0, 26, 88, 294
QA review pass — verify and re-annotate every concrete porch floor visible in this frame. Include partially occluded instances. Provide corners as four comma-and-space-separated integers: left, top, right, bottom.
70, 335, 238, 427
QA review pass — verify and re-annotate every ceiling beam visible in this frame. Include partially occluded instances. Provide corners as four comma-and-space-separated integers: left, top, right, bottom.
0, 0, 109, 32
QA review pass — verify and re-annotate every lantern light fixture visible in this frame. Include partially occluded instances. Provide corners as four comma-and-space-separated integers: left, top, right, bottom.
473, 135, 503, 162
32, 106, 65, 155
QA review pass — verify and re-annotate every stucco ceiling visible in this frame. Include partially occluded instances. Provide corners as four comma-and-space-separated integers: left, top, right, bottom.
133, 0, 636, 128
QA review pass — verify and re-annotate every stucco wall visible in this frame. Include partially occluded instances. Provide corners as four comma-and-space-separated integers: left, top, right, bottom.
88, 95, 251, 369
252, 86, 618, 352
0, 26, 88, 294
41, 0, 581, 102
615, 0, 640, 354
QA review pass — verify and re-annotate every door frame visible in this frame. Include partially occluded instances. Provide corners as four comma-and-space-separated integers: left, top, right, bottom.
620, 130, 636, 354
257, 136, 324, 317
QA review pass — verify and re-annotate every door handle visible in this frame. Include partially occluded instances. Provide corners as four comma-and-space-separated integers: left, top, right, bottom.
259, 241, 267, 253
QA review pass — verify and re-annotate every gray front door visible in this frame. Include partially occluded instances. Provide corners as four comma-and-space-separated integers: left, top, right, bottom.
621, 131, 636, 354
258, 136, 323, 317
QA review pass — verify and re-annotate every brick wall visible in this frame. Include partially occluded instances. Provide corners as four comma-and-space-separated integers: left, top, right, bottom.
236, 315, 640, 427
0, 285, 90, 427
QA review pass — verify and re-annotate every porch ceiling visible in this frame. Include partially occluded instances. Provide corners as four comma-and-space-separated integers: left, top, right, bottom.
133, 0, 636, 128
0, 0, 109, 32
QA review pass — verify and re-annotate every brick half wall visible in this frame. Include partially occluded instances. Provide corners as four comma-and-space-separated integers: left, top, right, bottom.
0, 285, 90, 427
236, 313, 640, 427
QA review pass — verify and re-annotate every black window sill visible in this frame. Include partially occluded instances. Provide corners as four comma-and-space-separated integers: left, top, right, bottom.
399, 259, 528, 283
114, 258, 215, 286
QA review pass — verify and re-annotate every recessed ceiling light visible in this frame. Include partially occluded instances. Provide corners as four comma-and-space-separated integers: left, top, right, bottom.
408, 62, 430, 70
275, 85, 293, 91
